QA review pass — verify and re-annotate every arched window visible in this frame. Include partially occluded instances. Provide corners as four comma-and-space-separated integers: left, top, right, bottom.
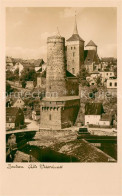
110, 82, 112, 87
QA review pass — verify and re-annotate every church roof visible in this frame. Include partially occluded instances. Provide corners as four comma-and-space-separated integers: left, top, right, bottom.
86, 40, 97, 47
67, 15, 84, 42
67, 34, 84, 42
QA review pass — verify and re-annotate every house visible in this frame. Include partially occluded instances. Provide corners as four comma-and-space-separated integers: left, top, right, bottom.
107, 78, 117, 89
12, 97, 25, 108
6, 56, 14, 70
84, 41, 100, 73
32, 109, 40, 121
12, 62, 24, 76
26, 81, 34, 89
34, 59, 45, 72
99, 114, 112, 126
86, 71, 100, 85
85, 103, 104, 125
99, 71, 115, 83
36, 70, 46, 88
6, 107, 24, 130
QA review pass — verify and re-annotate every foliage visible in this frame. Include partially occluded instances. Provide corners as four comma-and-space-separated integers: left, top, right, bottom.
6, 69, 19, 81
95, 75, 102, 86
6, 82, 13, 95
20, 68, 37, 88
77, 66, 90, 86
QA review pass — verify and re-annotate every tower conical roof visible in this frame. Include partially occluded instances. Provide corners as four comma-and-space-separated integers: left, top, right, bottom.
86, 40, 97, 47
67, 15, 84, 42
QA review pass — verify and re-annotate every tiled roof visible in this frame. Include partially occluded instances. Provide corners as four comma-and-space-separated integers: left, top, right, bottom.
6, 107, 20, 123
34, 59, 44, 67
53, 139, 115, 162
67, 34, 84, 42
84, 50, 100, 65
100, 114, 112, 121
85, 103, 104, 115
86, 40, 97, 47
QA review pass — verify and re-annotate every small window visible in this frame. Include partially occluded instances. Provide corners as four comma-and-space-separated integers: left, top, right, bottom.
110, 82, 112, 86
49, 114, 51, 120
74, 47, 75, 49
115, 82, 117, 87
110, 73, 112, 75
71, 47, 72, 50
88, 59, 90, 62
73, 52, 75, 57
106, 73, 108, 76
72, 68, 75, 74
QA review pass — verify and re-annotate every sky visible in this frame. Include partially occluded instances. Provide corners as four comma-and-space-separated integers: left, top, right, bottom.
6, 7, 117, 61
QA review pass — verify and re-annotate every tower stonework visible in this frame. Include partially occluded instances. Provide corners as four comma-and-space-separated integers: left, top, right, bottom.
66, 16, 84, 76
46, 36, 66, 97
40, 33, 80, 130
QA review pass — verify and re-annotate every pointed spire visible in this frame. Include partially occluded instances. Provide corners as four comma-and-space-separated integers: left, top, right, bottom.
73, 11, 78, 35
56, 26, 61, 37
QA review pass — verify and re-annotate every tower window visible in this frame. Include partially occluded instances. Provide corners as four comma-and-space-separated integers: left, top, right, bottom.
49, 114, 51, 120
72, 68, 75, 74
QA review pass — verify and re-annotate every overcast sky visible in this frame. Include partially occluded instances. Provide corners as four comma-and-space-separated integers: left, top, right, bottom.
6, 7, 117, 61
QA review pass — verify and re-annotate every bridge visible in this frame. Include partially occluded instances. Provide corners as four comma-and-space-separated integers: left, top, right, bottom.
6, 128, 39, 135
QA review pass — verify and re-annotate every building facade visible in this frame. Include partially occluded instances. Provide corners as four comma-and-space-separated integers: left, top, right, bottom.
66, 17, 84, 76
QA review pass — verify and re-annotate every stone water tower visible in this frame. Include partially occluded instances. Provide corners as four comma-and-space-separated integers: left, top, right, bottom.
40, 32, 80, 130
46, 34, 67, 97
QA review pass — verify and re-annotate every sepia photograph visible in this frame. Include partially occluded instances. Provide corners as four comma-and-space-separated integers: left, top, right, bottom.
6, 7, 117, 163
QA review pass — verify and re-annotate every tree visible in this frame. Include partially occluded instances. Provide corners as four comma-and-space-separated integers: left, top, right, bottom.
6, 82, 13, 95
95, 75, 102, 86
20, 68, 37, 87
77, 66, 90, 86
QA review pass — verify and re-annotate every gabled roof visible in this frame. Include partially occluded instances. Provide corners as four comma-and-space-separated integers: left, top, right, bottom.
85, 103, 104, 115
6, 107, 21, 123
34, 59, 44, 67
67, 34, 84, 42
84, 50, 100, 65
86, 40, 97, 47
100, 114, 112, 121
6, 107, 19, 116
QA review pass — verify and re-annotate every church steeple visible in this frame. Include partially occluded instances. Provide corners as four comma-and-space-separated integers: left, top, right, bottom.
73, 13, 78, 35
